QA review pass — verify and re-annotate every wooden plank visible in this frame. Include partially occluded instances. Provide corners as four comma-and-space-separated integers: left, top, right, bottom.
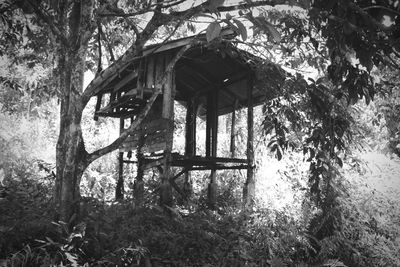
119, 118, 173, 153
172, 155, 247, 164
123, 87, 154, 96
123, 160, 137, 164
141, 118, 173, 134
190, 165, 248, 170
170, 155, 248, 168
121, 134, 167, 152
143, 158, 164, 169
143, 134, 166, 146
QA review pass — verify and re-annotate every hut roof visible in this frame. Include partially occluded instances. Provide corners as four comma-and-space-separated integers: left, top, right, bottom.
94, 31, 286, 117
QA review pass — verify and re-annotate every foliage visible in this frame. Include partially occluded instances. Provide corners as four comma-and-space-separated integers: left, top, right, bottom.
1, 0, 400, 266
1, 196, 313, 266
0, 162, 54, 259
1, 145, 400, 266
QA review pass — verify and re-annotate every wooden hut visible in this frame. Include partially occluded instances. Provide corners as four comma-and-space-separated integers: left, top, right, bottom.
92, 31, 286, 207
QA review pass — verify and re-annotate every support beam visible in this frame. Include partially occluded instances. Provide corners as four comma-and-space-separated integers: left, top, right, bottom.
230, 99, 238, 158
184, 97, 197, 201
190, 165, 248, 171
185, 97, 197, 157
116, 118, 125, 200
134, 132, 145, 207
136, 57, 146, 99
206, 89, 218, 209
243, 76, 255, 208
159, 54, 174, 207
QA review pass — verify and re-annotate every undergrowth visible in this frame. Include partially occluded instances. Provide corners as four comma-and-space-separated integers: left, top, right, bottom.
1, 153, 399, 266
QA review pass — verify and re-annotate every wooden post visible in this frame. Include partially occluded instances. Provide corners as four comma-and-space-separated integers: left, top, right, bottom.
134, 57, 147, 207
205, 98, 212, 158
230, 99, 238, 158
183, 97, 197, 201
134, 130, 145, 208
185, 97, 197, 157
116, 118, 125, 200
243, 77, 255, 208
137, 57, 146, 99
159, 54, 174, 207
206, 90, 218, 209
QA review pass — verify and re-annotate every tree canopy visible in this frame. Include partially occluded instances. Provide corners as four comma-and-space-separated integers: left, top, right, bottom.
1, 0, 400, 266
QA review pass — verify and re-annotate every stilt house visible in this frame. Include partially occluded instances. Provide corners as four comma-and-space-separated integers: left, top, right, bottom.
92, 31, 286, 206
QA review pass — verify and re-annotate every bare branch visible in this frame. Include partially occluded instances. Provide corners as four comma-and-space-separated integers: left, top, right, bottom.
96, 21, 103, 74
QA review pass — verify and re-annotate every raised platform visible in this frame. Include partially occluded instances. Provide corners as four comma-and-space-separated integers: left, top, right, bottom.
123, 153, 249, 171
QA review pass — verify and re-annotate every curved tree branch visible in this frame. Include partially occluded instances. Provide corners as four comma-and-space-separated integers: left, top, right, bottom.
86, 90, 160, 164
86, 43, 192, 164
349, 2, 392, 32
363, 5, 400, 17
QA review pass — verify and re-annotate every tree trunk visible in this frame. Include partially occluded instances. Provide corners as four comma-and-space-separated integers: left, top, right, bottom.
54, 47, 88, 225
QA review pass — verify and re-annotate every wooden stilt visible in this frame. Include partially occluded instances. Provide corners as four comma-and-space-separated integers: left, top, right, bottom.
116, 118, 125, 200
243, 76, 255, 208
134, 131, 145, 207
230, 99, 238, 158
137, 57, 146, 99
159, 54, 174, 207
207, 90, 218, 209
205, 98, 212, 158
133, 58, 147, 207
183, 97, 196, 201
